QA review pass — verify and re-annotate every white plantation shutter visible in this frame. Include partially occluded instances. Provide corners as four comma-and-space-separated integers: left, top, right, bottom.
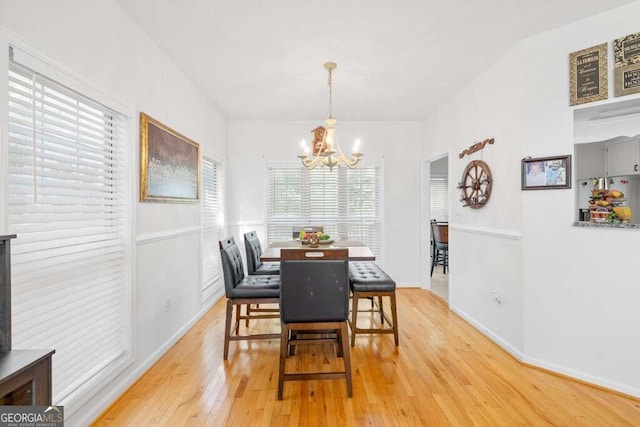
309, 168, 339, 219
267, 164, 381, 258
7, 48, 130, 409
201, 157, 224, 296
430, 178, 448, 221
267, 167, 304, 242
345, 167, 381, 256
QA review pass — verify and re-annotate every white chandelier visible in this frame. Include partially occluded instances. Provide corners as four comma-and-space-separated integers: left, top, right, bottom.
298, 62, 363, 170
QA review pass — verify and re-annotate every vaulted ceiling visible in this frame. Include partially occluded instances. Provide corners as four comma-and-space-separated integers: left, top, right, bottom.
117, 0, 636, 120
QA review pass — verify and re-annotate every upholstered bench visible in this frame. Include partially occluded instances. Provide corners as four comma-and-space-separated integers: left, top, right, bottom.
348, 262, 399, 347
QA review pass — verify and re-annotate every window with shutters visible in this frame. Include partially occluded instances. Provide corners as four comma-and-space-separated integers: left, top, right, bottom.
266, 164, 382, 258
430, 178, 448, 221
201, 157, 224, 298
6, 46, 130, 411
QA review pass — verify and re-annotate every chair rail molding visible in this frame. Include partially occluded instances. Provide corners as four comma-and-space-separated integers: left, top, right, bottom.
136, 226, 201, 245
449, 224, 521, 240
226, 221, 264, 226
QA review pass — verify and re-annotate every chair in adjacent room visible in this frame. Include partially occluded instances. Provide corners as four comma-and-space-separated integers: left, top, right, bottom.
219, 237, 280, 360
430, 220, 449, 276
277, 248, 352, 399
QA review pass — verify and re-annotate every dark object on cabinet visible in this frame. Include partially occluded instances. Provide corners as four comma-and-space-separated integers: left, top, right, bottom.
0, 235, 54, 406
0, 350, 54, 405
0, 234, 16, 352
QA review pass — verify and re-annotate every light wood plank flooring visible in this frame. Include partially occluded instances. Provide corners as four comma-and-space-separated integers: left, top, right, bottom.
431, 269, 449, 303
92, 289, 640, 425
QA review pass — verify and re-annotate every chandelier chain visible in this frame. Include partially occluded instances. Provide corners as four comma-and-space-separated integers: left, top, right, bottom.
327, 67, 333, 119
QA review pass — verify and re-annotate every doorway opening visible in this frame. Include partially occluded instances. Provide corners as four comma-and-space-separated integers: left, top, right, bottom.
429, 156, 449, 302
421, 154, 449, 303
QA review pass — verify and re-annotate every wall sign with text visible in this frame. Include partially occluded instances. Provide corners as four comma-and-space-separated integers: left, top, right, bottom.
569, 43, 608, 106
614, 32, 640, 97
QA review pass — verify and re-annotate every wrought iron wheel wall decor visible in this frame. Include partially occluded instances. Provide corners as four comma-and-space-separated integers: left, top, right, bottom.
458, 160, 493, 208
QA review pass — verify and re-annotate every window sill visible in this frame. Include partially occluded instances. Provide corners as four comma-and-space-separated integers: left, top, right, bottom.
573, 221, 640, 229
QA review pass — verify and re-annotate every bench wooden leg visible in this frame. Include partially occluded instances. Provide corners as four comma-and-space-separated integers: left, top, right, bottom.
350, 293, 359, 347
350, 291, 399, 347
378, 295, 384, 324
390, 292, 399, 346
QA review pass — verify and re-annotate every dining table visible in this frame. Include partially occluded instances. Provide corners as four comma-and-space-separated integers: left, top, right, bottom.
260, 240, 375, 262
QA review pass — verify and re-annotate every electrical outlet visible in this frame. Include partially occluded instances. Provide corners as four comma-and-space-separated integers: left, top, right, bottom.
163, 296, 172, 312
492, 291, 503, 308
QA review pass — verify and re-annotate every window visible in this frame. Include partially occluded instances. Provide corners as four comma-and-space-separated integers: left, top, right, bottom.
201, 157, 224, 297
266, 164, 382, 257
7, 46, 130, 411
430, 178, 448, 221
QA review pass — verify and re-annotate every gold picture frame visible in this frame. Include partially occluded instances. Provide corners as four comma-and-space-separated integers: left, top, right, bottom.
140, 113, 200, 203
614, 32, 640, 97
569, 43, 608, 106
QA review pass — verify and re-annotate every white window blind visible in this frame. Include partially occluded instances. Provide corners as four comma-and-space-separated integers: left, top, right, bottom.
7, 48, 130, 409
201, 157, 224, 297
430, 178, 448, 221
267, 164, 381, 258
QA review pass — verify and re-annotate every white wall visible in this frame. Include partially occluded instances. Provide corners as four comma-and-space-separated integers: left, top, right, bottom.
519, 2, 640, 397
0, 0, 227, 424
423, 44, 526, 354
424, 0, 640, 397
227, 120, 422, 285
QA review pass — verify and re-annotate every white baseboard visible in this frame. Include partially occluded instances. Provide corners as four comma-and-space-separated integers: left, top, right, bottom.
450, 304, 524, 361
451, 304, 640, 399
522, 354, 640, 399
72, 289, 224, 426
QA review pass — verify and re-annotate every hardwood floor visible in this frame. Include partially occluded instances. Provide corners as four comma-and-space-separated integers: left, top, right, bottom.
430, 269, 449, 303
92, 289, 640, 426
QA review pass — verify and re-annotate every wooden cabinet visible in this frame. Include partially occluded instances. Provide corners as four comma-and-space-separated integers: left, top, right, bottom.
606, 137, 640, 176
0, 235, 54, 406
0, 234, 16, 352
0, 350, 54, 405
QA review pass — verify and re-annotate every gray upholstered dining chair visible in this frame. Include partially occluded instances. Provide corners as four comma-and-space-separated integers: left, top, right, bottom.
277, 248, 352, 399
243, 230, 280, 327
243, 231, 280, 275
219, 237, 280, 360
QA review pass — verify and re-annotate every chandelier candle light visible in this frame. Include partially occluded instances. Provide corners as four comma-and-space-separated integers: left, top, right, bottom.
298, 62, 363, 170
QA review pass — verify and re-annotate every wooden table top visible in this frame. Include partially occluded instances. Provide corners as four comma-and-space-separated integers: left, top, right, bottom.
260, 240, 375, 262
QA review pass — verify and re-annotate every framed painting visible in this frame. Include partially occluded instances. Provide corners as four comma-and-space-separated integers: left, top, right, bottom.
569, 43, 608, 106
140, 113, 200, 202
521, 155, 572, 190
